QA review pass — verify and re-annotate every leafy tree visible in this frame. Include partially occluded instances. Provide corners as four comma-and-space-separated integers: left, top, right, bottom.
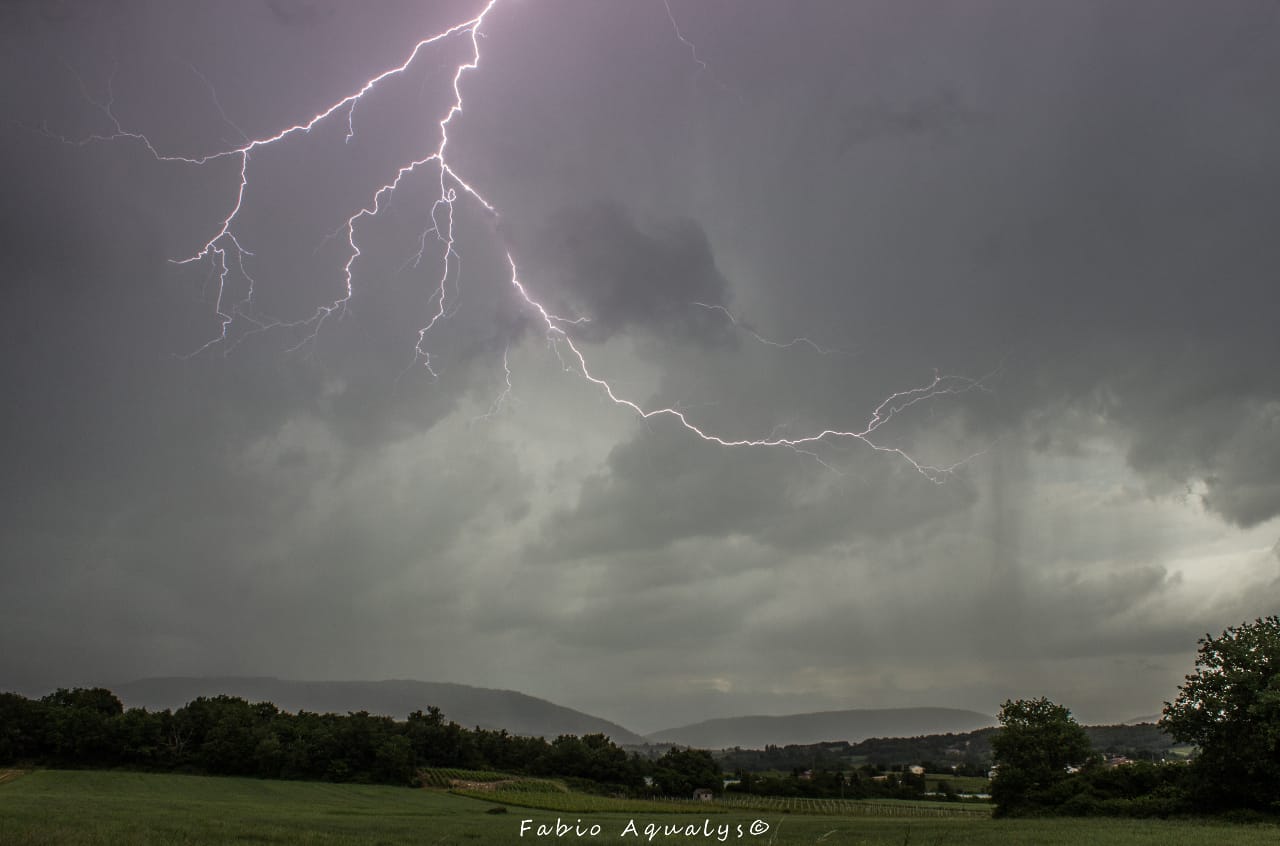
1160, 615, 1280, 812
185, 696, 258, 775
39, 688, 125, 764
0, 692, 45, 763
253, 733, 284, 778
40, 688, 123, 719
652, 747, 721, 797
990, 697, 1094, 816
372, 735, 416, 785
112, 707, 172, 769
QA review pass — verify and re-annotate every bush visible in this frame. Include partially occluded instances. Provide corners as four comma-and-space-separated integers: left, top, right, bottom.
1059, 793, 1102, 817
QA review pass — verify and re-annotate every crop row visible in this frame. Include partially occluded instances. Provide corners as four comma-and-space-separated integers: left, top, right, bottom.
713, 795, 993, 818
418, 767, 517, 787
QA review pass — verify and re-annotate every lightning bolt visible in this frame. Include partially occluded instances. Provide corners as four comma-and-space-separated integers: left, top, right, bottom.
691, 302, 851, 356
663, 0, 709, 76
471, 345, 514, 424
45, 0, 989, 481
510, 259, 990, 480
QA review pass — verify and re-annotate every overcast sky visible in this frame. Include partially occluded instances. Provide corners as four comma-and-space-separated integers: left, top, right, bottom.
2, 0, 1278, 734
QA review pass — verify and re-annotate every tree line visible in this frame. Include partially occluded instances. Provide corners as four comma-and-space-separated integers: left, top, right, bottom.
715, 737, 994, 777
712, 724, 1172, 777
991, 616, 1280, 819
0, 689, 721, 796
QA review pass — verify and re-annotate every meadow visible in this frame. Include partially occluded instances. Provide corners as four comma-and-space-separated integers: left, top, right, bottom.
2, 769, 1278, 845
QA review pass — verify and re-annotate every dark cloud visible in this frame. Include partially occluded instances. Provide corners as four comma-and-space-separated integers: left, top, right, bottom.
264, 0, 334, 28
523, 202, 733, 346
0, 0, 104, 26
836, 88, 985, 152
534, 420, 975, 562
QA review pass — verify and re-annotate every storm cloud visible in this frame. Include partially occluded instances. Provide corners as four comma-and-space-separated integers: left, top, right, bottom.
2, 0, 1278, 733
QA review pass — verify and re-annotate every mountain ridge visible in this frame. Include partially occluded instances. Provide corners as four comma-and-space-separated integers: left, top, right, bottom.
110, 678, 1008, 750
112, 676, 646, 744
645, 706, 996, 749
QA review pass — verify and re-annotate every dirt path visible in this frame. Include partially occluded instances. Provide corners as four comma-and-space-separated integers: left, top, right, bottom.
0, 769, 28, 786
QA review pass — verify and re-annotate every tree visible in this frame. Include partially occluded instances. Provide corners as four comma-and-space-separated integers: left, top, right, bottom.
372, 735, 416, 785
39, 688, 125, 764
652, 747, 722, 797
1160, 615, 1280, 812
0, 692, 44, 763
990, 697, 1094, 816
40, 688, 123, 719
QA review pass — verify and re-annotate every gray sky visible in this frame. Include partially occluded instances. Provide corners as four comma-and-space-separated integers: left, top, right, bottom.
2, 0, 1278, 734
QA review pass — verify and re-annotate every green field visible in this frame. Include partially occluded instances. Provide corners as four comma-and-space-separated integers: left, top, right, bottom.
925, 773, 992, 794
2, 769, 1278, 845
452, 787, 724, 814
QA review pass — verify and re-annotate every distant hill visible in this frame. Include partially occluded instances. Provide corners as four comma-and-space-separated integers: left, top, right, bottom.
712, 721, 1178, 771
1123, 714, 1163, 725
112, 677, 644, 744
646, 707, 995, 749
1084, 723, 1178, 756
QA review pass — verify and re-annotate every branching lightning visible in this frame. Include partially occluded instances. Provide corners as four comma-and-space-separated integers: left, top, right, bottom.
691, 301, 851, 356
47, 0, 989, 482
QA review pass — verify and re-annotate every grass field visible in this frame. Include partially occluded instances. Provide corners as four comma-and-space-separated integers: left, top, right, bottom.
925, 774, 991, 794
451, 787, 725, 814
2, 769, 1279, 845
